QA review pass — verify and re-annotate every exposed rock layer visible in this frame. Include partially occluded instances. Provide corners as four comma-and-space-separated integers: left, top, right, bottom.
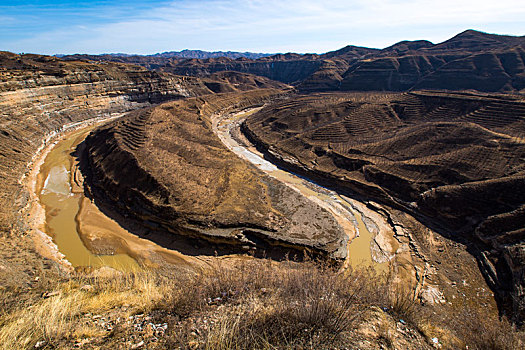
0, 52, 199, 234
64, 30, 525, 93
241, 91, 525, 321
81, 90, 347, 260
0, 52, 287, 234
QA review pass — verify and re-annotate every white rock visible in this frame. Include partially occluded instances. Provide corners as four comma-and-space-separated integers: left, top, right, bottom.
131, 340, 144, 349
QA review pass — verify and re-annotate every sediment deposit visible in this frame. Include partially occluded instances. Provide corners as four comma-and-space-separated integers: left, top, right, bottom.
242, 90, 525, 320
80, 90, 347, 260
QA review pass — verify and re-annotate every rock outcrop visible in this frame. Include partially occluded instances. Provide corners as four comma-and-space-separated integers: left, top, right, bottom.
166, 57, 324, 84
203, 71, 292, 93
241, 90, 525, 321
80, 90, 347, 260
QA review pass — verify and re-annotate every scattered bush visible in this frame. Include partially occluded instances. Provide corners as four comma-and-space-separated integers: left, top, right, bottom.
1, 259, 524, 349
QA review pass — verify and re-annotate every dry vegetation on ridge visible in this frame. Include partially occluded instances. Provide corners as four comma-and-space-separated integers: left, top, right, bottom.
2, 46, 525, 349
0, 260, 523, 349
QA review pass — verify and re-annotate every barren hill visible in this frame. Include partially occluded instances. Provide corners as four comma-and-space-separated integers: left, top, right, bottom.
80, 90, 347, 259
241, 90, 525, 321
62, 30, 525, 93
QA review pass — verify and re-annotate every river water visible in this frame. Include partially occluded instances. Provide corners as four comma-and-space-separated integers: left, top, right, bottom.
213, 110, 388, 272
38, 127, 139, 270
37, 111, 388, 272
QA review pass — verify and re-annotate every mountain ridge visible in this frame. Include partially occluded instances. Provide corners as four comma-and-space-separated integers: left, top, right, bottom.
60, 49, 274, 61
150, 49, 273, 59
59, 29, 525, 93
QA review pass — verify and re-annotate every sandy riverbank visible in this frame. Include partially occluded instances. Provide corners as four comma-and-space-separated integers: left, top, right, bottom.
212, 109, 398, 272
23, 117, 123, 272
24, 115, 198, 272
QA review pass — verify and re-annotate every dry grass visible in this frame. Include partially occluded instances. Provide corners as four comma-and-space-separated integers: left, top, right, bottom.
448, 308, 525, 350
0, 260, 524, 349
165, 260, 525, 350
0, 271, 172, 349
165, 261, 391, 349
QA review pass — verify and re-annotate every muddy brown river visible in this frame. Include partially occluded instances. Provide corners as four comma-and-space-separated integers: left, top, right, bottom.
213, 109, 389, 273
36, 111, 391, 273
38, 127, 139, 270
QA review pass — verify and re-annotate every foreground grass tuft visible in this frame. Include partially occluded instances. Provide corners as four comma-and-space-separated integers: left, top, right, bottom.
0, 260, 524, 349
0, 271, 171, 349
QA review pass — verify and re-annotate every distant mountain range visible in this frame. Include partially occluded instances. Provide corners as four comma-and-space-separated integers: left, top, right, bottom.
61, 30, 525, 93
151, 49, 273, 59
60, 49, 273, 60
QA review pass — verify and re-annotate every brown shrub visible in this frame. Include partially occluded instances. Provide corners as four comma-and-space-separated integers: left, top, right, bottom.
449, 308, 525, 350
165, 261, 387, 349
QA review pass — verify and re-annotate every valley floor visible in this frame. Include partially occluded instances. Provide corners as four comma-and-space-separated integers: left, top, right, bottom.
1, 91, 524, 349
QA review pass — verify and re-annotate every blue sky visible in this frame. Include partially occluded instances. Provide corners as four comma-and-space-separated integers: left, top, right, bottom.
1, 0, 524, 55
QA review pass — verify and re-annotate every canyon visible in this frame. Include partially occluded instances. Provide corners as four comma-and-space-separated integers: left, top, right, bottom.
0, 50, 286, 291
0, 29, 525, 348
0, 51, 287, 234
64, 30, 525, 93
80, 90, 348, 261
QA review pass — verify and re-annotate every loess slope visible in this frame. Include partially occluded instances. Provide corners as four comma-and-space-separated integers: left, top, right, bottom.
81, 90, 347, 260
242, 90, 525, 321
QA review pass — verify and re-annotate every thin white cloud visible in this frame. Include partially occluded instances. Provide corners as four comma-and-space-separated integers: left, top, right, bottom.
5, 0, 525, 54
0, 15, 15, 24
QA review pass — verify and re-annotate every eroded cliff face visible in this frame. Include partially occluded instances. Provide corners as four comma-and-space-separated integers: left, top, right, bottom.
80, 90, 347, 260
0, 52, 219, 234
241, 91, 525, 321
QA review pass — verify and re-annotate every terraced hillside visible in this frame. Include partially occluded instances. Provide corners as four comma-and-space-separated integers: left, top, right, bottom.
0, 52, 289, 234
242, 91, 525, 321
65, 30, 525, 94
0, 52, 205, 235
81, 90, 347, 260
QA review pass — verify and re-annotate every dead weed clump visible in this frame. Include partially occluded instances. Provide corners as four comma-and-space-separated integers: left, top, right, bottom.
165, 260, 525, 350
0, 270, 172, 349
448, 308, 525, 350
165, 261, 388, 349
